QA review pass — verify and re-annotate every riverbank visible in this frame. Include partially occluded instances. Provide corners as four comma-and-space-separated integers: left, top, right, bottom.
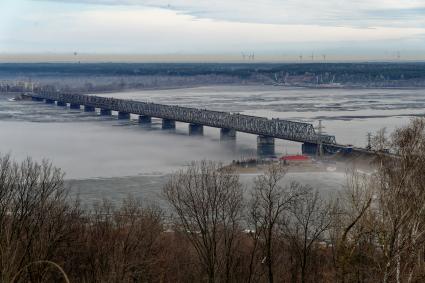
226, 152, 376, 175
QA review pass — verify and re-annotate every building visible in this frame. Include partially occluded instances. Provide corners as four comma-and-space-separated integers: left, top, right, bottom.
280, 155, 311, 165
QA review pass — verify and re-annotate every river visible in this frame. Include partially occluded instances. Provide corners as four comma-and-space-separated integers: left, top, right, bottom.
1, 86, 423, 204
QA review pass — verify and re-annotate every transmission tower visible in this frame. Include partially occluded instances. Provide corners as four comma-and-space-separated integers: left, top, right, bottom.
316, 119, 325, 157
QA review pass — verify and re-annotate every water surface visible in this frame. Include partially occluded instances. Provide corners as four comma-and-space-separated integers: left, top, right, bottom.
1, 86, 423, 203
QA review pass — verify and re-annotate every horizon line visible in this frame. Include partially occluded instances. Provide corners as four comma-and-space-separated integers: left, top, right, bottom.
1, 53, 425, 64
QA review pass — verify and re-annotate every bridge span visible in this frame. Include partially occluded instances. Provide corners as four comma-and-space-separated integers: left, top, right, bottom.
27, 91, 346, 157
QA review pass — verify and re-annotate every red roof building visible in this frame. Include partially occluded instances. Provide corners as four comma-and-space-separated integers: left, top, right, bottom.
280, 155, 311, 162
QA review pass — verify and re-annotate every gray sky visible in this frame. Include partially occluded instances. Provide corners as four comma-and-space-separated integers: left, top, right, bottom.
1, 0, 425, 61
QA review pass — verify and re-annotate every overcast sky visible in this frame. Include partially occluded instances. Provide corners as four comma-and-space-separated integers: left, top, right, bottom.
1, 0, 425, 60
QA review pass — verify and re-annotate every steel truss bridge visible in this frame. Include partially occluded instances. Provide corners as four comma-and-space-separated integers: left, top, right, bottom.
26, 91, 358, 156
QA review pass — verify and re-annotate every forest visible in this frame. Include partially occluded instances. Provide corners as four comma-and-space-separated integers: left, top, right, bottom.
2, 62, 425, 92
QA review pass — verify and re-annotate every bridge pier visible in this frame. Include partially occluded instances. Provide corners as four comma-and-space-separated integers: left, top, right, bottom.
189, 123, 203, 136
84, 105, 96, 112
31, 97, 43, 102
45, 99, 55, 104
302, 142, 340, 155
257, 135, 275, 158
56, 101, 67, 106
100, 109, 112, 115
138, 115, 151, 125
302, 142, 317, 155
162, 119, 176, 130
70, 103, 80, 110
118, 111, 130, 119
220, 128, 236, 141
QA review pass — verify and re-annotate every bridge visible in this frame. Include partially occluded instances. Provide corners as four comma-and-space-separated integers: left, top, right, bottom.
26, 91, 348, 157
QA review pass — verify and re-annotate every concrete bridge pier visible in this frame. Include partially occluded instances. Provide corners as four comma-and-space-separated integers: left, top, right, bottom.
84, 105, 96, 112
70, 103, 80, 110
31, 97, 43, 102
138, 115, 151, 125
220, 128, 236, 141
302, 142, 317, 155
100, 109, 112, 115
118, 111, 130, 119
162, 119, 176, 130
189, 123, 203, 136
257, 135, 275, 158
45, 99, 55, 104
56, 101, 67, 106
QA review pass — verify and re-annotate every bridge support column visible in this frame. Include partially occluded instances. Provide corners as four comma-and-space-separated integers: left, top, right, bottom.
100, 109, 112, 115
84, 105, 95, 112
70, 103, 80, 110
45, 99, 55, 104
56, 101, 67, 106
220, 128, 236, 141
31, 97, 43, 102
118, 111, 130, 119
162, 119, 176, 130
302, 142, 317, 155
138, 115, 151, 125
189, 123, 203, 136
257, 135, 275, 158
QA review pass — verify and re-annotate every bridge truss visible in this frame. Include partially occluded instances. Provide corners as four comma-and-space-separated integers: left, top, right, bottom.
31, 91, 337, 145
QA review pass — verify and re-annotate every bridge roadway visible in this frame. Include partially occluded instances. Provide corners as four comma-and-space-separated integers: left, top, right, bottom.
28, 91, 345, 156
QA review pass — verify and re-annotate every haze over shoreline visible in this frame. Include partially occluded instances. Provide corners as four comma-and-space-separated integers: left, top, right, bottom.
1, 53, 425, 63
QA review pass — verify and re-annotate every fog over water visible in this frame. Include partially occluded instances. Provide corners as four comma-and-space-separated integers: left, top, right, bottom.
1, 86, 423, 204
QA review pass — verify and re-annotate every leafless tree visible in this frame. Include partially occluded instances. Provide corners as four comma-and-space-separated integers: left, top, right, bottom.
249, 164, 308, 283
283, 188, 331, 283
330, 118, 425, 283
0, 154, 79, 282
371, 127, 390, 151
163, 161, 244, 283
74, 197, 163, 283
329, 170, 374, 282
372, 118, 425, 283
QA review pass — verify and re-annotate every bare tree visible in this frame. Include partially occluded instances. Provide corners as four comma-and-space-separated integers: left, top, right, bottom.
330, 170, 374, 282
283, 188, 331, 283
372, 118, 425, 283
78, 197, 163, 283
249, 164, 308, 283
330, 118, 425, 283
0, 154, 78, 283
163, 161, 244, 283
371, 127, 390, 152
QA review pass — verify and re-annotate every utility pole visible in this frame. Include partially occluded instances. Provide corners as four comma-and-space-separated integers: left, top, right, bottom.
366, 132, 372, 150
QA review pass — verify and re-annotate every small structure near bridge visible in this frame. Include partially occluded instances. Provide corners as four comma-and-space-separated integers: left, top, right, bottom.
280, 155, 311, 165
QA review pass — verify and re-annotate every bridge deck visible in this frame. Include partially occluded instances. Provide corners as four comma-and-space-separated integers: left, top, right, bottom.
30, 91, 337, 145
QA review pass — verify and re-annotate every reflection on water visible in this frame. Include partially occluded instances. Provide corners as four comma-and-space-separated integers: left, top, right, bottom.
1, 86, 423, 203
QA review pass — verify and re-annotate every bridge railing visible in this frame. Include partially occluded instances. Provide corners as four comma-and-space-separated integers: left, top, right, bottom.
32, 90, 336, 144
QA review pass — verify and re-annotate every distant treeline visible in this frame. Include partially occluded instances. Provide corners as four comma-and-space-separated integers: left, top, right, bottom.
2, 62, 425, 91
1, 62, 425, 79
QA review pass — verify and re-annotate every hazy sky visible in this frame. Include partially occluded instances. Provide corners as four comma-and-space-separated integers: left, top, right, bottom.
1, 0, 425, 60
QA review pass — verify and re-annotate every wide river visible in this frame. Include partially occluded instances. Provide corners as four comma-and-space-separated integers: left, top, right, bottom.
1, 86, 424, 204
